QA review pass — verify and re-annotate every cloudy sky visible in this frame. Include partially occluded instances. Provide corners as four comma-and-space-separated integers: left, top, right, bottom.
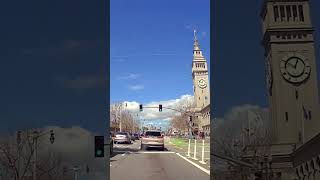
0, 0, 108, 134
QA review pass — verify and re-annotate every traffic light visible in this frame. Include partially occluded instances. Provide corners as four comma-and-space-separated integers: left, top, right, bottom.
189, 116, 193, 122
94, 136, 105, 158
159, 104, 162, 112
139, 104, 143, 112
50, 130, 55, 144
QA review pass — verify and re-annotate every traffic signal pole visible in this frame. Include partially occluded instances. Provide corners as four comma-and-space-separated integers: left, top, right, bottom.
139, 104, 195, 139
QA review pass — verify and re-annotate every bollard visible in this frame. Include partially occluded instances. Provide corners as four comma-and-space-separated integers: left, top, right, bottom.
187, 139, 191, 157
199, 139, 206, 164
193, 139, 198, 160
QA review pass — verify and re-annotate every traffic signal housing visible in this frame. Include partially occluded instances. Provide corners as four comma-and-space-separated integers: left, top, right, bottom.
94, 136, 105, 158
139, 104, 143, 112
159, 104, 162, 112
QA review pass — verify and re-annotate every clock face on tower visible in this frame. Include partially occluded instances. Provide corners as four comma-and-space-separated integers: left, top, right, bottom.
280, 54, 311, 84
198, 78, 207, 89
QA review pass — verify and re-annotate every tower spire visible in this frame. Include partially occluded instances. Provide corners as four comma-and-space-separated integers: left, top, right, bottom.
193, 29, 200, 51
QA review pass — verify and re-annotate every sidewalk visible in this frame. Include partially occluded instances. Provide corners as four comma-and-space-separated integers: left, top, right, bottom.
165, 136, 210, 170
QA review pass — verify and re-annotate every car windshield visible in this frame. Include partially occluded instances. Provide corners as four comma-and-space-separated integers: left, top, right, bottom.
145, 131, 161, 136
116, 132, 127, 135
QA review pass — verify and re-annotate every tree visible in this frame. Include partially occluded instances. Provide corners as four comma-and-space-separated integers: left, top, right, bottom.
169, 98, 194, 133
212, 107, 272, 174
0, 130, 63, 180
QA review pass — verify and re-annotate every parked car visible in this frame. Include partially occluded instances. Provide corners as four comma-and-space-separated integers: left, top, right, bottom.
129, 133, 135, 141
110, 133, 114, 154
133, 133, 140, 140
114, 132, 131, 144
140, 130, 164, 151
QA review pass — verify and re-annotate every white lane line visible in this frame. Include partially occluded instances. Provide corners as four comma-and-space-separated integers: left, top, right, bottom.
136, 151, 175, 154
175, 153, 210, 175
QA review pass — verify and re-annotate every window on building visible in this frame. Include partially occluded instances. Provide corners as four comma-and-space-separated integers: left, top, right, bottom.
296, 90, 299, 99
286, 5, 292, 21
274, 6, 279, 22
309, 111, 312, 120
292, 5, 298, 21
285, 112, 289, 122
298, 5, 304, 21
287, 34, 291, 39
280, 5, 285, 21
299, 131, 302, 142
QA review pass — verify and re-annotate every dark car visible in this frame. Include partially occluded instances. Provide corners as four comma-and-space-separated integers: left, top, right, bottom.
133, 133, 140, 140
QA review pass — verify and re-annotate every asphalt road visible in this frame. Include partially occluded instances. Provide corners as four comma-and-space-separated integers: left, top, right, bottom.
110, 140, 210, 180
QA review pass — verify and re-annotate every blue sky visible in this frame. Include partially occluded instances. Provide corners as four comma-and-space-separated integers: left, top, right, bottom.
110, 0, 210, 129
110, 0, 320, 129
110, 0, 210, 103
1, 0, 319, 133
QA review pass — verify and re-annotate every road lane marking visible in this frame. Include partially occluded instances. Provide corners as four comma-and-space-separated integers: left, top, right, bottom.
175, 153, 210, 175
135, 151, 175, 154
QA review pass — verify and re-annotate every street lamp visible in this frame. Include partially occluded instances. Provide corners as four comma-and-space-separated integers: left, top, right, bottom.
29, 129, 55, 180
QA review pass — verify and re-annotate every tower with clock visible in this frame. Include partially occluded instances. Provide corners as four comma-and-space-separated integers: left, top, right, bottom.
192, 30, 210, 110
262, 0, 320, 145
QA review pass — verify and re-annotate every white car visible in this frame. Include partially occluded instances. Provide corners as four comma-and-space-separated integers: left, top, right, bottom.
141, 130, 164, 151
114, 132, 131, 144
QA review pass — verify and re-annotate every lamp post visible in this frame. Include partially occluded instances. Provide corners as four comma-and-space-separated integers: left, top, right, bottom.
30, 129, 55, 180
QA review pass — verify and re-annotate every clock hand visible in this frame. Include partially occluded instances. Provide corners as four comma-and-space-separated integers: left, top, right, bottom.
294, 59, 298, 69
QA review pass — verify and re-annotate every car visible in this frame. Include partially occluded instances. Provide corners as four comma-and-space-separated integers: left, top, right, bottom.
129, 133, 135, 141
114, 132, 131, 144
133, 133, 140, 140
140, 130, 164, 151
110, 133, 114, 154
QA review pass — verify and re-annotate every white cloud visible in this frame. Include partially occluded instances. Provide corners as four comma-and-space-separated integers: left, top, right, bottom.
128, 84, 144, 91
117, 73, 140, 80
119, 94, 194, 121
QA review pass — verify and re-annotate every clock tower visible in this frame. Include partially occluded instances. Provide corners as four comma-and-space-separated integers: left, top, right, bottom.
192, 30, 210, 109
262, 0, 320, 145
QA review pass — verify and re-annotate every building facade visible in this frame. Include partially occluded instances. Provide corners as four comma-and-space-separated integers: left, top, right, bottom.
241, 1, 320, 179
191, 30, 211, 135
